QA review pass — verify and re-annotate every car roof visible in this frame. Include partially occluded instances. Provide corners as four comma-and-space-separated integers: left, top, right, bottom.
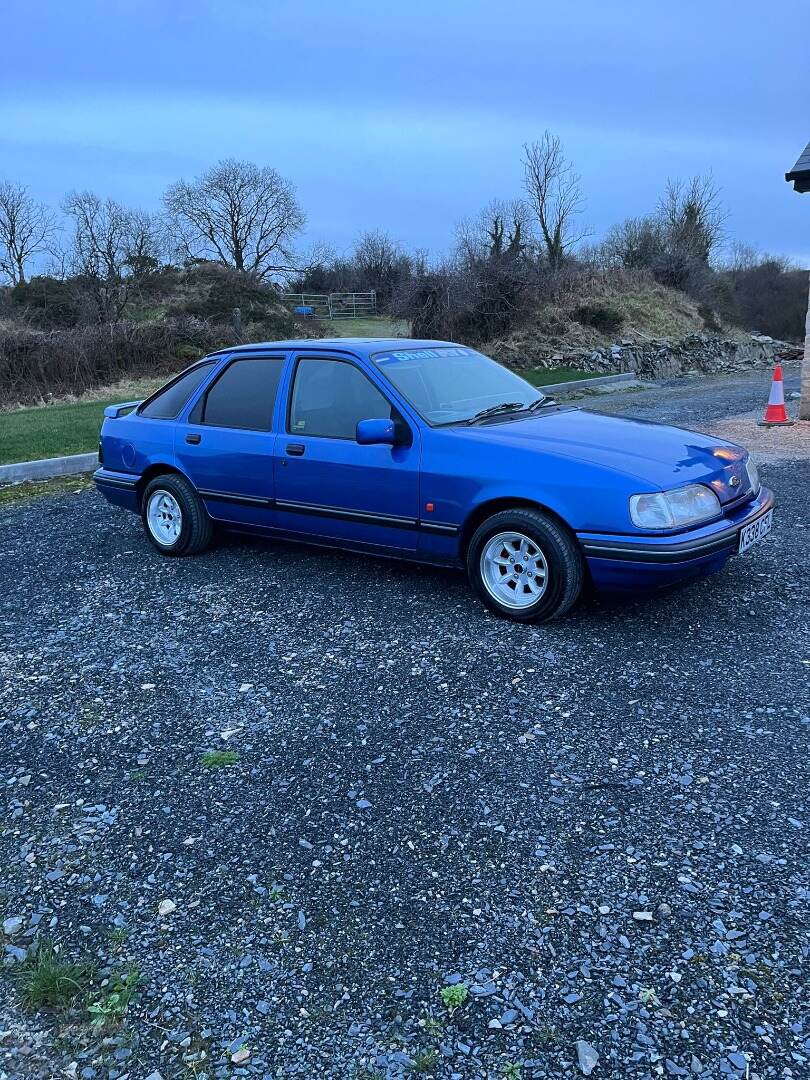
213, 338, 457, 359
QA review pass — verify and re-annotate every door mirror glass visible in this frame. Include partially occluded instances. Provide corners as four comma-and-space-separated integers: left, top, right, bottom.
356, 418, 396, 445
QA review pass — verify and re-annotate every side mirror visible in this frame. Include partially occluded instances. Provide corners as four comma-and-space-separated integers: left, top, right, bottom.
356, 418, 396, 445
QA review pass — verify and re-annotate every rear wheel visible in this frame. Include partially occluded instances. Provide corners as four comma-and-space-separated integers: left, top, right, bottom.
141, 473, 212, 556
467, 508, 584, 622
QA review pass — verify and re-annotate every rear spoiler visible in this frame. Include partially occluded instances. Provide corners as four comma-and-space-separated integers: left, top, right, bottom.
103, 401, 141, 419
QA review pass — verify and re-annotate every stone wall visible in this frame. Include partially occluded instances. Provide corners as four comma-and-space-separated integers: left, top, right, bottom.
534, 334, 792, 379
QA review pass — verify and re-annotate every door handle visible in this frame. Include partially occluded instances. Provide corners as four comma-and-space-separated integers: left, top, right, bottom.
185, 433, 201, 445
286, 443, 305, 456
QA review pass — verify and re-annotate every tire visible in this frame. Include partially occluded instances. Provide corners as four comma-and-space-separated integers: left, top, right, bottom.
466, 508, 584, 623
141, 473, 212, 557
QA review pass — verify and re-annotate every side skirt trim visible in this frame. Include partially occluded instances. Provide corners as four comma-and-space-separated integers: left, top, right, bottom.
198, 488, 272, 508
275, 498, 417, 530
198, 490, 460, 534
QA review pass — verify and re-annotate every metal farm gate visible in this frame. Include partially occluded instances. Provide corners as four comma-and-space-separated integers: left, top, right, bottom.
282, 291, 377, 319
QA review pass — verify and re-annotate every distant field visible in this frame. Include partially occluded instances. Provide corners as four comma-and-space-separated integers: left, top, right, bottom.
315, 316, 409, 338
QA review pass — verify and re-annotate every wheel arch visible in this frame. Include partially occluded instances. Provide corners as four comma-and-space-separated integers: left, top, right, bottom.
459, 497, 577, 558
136, 463, 189, 507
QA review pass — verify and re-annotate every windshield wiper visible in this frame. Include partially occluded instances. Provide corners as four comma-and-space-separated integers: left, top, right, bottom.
528, 396, 557, 411
465, 401, 526, 425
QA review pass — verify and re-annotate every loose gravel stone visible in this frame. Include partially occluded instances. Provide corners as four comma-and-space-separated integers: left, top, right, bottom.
0, 371, 807, 1079
576, 1039, 600, 1075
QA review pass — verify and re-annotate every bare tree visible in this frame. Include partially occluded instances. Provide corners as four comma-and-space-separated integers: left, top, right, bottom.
457, 199, 532, 265
599, 215, 666, 271
347, 230, 416, 309
411, 198, 536, 341
63, 191, 164, 321
522, 132, 588, 271
725, 241, 761, 274
164, 159, 305, 280
125, 208, 169, 276
0, 181, 59, 285
352, 230, 401, 284
658, 174, 725, 263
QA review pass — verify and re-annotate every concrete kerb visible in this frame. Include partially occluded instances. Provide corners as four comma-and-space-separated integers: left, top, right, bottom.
0, 452, 99, 485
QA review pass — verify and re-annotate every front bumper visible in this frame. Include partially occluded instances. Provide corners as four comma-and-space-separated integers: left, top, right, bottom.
578, 486, 775, 592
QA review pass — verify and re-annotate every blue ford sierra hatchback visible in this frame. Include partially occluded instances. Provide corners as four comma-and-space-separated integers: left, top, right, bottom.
95, 338, 774, 622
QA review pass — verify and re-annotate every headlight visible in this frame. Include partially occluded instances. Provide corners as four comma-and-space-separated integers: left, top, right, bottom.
745, 456, 760, 494
629, 484, 721, 529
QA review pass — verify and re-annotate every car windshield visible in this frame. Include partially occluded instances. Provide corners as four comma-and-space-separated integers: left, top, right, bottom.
371, 346, 543, 425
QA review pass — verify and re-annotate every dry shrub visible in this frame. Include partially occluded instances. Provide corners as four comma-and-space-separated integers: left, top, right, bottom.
0, 318, 233, 406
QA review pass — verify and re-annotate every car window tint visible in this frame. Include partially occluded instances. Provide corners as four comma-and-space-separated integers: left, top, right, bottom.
200, 357, 283, 431
139, 363, 214, 419
289, 358, 391, 439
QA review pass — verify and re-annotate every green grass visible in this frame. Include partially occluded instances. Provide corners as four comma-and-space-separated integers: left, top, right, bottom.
523, 367, 601, 388
16, 939, 95, 1010
411, 1048, 440, 1073
0, 317, 602, 469
0, 398, 123, 465
0, 373, 165, 466
200, 749, 240, 770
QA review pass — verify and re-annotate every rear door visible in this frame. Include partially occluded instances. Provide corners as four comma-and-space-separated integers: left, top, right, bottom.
175, 353, 285, 528
273, 353, 421, 552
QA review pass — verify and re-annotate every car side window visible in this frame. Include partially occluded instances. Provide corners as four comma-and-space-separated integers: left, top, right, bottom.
289, 358, 392, 439
139, 362, 215, 420
193, 356, 283, 431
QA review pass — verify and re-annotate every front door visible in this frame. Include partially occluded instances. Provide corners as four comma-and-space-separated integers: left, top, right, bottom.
273, 354, 420, 551
175, 353, 285, 528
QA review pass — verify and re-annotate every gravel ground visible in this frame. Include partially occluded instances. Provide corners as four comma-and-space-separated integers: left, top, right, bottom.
1, 372, 808, 1080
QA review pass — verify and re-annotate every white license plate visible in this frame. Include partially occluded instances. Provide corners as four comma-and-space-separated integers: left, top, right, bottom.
738, 509, 773, 554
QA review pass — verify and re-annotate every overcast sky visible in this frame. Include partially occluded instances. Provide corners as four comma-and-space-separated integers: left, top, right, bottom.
3, 1, 808, 265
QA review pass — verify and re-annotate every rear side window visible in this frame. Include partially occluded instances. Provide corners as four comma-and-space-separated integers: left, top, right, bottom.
194, 356, 283, 431
289, 358, 392, 439
139, 362, 214, 419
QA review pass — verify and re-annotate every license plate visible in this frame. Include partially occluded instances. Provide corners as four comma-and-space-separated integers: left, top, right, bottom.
738, 509, 773, 554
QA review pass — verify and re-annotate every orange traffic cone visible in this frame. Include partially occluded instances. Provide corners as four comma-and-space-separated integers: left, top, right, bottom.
759, 363, 793, 426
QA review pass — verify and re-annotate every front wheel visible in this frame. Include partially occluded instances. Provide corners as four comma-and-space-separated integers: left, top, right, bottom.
467, 508, 584, 622
141, 473, 212, 556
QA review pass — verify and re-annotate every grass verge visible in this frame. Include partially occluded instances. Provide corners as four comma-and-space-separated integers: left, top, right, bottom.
0, 398, 126, 465
0, 324, 604, 468
0, 474, 94, 507
524, 367, 602, 387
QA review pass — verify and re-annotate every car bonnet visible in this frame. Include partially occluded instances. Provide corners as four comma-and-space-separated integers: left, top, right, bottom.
459, 409, 751, 502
